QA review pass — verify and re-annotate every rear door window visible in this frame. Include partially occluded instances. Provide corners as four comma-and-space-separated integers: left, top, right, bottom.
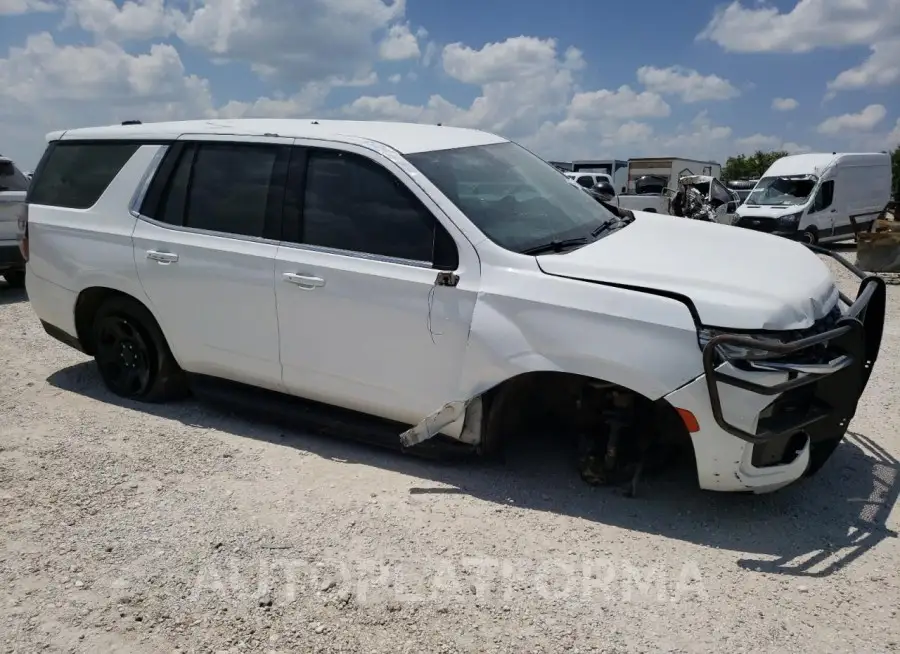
141, 141, 285, 240
27, 142, 140, 208
0, 160, 29, 192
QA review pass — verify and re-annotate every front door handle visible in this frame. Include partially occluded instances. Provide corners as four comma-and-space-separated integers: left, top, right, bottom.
282, 272, 325, 289
147, 250, 178, 264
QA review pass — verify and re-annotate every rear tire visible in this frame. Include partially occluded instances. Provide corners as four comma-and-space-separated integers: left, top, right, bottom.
89, 296, 188, 403
2, 270, 25, 288
800, 227, 818, 245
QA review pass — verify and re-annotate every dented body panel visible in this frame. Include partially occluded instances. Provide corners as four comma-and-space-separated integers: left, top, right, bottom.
25, 119, 884, 496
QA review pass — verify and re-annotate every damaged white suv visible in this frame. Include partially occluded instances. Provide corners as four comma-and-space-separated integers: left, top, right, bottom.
20, 119, 885, 494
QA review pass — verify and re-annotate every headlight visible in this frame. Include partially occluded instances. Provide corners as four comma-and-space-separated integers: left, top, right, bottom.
776, 212, 803, 229
697, 327, 784, 360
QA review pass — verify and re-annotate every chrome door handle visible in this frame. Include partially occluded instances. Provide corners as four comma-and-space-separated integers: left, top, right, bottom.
147, 250, 178, 264
282, 272, 325, 289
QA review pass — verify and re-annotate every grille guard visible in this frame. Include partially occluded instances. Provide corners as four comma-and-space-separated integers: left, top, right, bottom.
701, 245, 887, 444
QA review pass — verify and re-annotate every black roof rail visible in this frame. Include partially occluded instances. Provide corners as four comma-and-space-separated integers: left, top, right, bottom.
121, 120, 142, 125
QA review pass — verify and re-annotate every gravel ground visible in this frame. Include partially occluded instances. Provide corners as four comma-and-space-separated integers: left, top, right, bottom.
1, 255, 899, 654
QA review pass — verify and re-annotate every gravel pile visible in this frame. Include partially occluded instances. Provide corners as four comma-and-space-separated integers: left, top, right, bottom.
1, 256, 899, 653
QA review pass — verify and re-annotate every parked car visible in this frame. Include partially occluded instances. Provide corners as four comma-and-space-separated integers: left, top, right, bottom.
733, 153, 892, 244
0, 155, 29, 287
20, 119, 885, 494
564, 171, 613, 190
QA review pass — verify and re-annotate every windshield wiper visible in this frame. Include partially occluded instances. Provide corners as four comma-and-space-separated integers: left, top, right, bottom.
521, 237, 590, 255
590, 218, 625, 238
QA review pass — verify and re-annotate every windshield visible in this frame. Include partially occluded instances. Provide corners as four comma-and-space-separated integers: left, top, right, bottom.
0, 160, 29, 192
406, 142, 618, 253
745, 175, 817, 206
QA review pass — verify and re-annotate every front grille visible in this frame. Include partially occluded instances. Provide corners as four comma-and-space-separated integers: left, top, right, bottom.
766, 303, 843, 365
736, 216, 777, 232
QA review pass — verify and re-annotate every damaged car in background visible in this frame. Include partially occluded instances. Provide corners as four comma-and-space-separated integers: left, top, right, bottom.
20, 119, 886, 498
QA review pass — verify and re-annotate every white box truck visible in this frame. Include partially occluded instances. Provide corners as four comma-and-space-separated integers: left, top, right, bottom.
618, 157, 722, 214
732, 152, 892, 244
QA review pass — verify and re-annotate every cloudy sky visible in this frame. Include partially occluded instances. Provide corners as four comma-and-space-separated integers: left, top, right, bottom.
1, 0, 899, 169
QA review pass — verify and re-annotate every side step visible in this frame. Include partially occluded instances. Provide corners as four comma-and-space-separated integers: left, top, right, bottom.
187, 374, 477, 462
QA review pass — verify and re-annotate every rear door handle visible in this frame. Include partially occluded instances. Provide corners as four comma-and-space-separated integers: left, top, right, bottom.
147, 250, 178, 264
282, 272, 325, 289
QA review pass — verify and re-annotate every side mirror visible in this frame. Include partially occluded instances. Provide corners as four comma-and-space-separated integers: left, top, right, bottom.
727, 200, 737, 213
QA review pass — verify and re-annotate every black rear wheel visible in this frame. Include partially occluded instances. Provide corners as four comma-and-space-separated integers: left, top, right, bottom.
2, 270, 25, 288
90, 296, 188, 402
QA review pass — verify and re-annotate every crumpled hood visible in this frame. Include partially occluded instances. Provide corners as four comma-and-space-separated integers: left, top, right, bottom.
536, 211, 839, 330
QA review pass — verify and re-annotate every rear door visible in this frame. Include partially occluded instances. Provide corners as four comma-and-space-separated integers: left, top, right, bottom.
273, 141, 479, 425
131, 135, 290, 390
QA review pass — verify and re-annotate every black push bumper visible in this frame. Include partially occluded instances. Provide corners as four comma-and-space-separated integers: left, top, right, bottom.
701, 246, 886, 455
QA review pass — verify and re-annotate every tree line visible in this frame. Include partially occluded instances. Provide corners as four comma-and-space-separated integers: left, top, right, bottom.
721, 147, 900, 197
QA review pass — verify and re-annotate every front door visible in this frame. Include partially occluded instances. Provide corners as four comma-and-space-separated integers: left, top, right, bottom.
273, 143, 478, 425
132, 136, 291, 390
808, 179, 836, 238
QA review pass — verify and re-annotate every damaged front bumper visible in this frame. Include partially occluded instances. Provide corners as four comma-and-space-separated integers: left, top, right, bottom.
667, 247, 886, 492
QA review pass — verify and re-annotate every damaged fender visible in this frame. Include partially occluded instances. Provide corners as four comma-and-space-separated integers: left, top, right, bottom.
399, 266, 703, 448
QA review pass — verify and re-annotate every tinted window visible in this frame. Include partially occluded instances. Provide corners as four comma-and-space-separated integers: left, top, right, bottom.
812, 180, 834, 212
27, 142, 139, 208
154, 145, 195, 226
182, 143, 277, 237
576, 176, 594, 188
0, 160, 29, 192
300, 149, 436, 262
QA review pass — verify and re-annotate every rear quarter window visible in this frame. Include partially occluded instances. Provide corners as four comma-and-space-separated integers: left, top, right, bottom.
0, 160, 29, 192
27, 141, 141, 209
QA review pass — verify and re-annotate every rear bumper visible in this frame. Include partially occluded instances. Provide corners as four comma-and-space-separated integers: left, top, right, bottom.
666, 247, 886, 493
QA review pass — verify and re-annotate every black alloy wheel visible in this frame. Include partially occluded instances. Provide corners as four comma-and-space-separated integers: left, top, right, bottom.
94, 314, 154, 398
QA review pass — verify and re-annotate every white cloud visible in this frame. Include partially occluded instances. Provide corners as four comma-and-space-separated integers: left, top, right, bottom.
827, 37, 900, 92
63, 0, 409, 83
378, 23, 420, 61
0, 32, 211, 109
0, 0, 57, 15
771, 97, 798, 111
817, 104, 887, 135
442, 36, 583, 85
62, 0, 182, 41
568, 86, 670, 120
636, 65, 740, 103
697, 0, 900, 53
733, 133, 810, 153
886, 118, 900, 148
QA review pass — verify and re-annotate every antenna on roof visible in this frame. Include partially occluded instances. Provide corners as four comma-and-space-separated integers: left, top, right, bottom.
122, 120, 142, 125
437, 123, 442, 126
311, 120, 319, 125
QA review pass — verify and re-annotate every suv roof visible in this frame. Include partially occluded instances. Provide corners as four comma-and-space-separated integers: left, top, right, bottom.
47, 119, 508, 155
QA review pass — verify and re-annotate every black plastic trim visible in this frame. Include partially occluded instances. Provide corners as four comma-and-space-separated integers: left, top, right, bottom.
41, 320, 84, 353
702, 246, 886, 445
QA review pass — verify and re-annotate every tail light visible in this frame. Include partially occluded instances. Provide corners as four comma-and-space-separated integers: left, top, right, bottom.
16, 203, 28, 262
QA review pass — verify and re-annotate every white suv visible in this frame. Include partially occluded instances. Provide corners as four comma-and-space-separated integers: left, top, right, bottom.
20, 119, 885, 494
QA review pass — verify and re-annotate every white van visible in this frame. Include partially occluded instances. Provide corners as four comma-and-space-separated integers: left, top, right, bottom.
733, 153, 891, 244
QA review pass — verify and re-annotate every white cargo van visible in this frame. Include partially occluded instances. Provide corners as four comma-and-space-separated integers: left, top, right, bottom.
733, 153, 891, 244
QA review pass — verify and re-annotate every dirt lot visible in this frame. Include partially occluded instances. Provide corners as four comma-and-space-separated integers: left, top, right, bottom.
2, 256, 899, 653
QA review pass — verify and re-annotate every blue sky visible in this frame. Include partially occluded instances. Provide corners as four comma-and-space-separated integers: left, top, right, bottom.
1, 0, 898, 169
